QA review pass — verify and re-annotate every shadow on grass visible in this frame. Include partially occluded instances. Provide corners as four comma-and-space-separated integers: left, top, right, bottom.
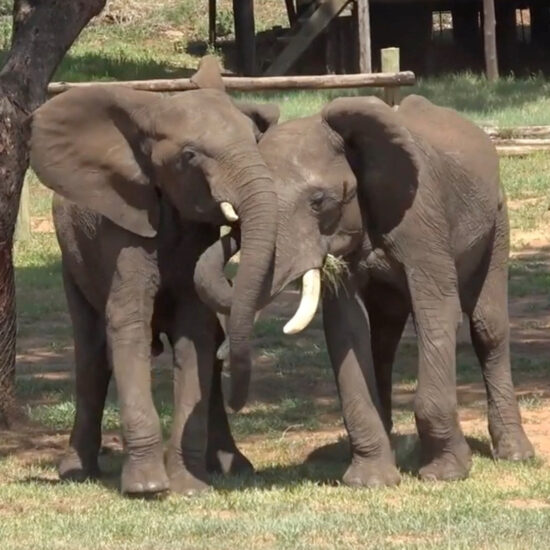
54, 52, 196, 82
210, 431, 497, 491
0, 47, 196, 83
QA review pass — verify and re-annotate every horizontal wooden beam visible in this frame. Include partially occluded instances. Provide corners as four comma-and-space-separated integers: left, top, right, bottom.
47, 71, 416, 95
483, 126, 550, 139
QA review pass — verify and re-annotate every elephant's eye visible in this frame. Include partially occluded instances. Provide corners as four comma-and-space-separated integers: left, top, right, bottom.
310, 191, 326, 213
181, 149, 196, 163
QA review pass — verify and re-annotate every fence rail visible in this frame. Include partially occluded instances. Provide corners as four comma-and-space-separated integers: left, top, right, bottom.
47, 71, 416, 95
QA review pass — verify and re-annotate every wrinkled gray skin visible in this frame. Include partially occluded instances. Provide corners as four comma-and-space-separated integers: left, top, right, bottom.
197, 95, 534, 487
29, 59, 279, 496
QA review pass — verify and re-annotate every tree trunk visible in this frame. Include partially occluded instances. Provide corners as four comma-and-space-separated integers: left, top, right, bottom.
0, 0, 106, 428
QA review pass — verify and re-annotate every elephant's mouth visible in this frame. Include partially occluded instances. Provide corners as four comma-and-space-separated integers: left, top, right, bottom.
215, 264, 322, 362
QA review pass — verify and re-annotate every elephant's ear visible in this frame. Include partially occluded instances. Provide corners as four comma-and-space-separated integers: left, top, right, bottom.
31, 86, 162, 237
234, 101, 280, 138
190, 55, 225, 91
322, 96, 421, 231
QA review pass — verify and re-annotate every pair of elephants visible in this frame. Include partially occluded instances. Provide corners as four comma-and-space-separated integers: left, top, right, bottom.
29, 57, 534, 496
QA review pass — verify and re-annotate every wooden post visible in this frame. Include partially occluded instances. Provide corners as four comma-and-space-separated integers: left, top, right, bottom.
233, 0, 256, 75
381, 47, 400, 105
14, 180, 30, 242
483, 0, 499, 81
208, 0, 216, 45
357, 0, 372, 73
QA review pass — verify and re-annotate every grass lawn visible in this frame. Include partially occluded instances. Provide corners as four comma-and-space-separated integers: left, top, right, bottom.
2, 2, 550, 548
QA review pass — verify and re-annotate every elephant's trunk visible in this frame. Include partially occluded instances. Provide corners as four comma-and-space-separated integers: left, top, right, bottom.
225, 174, 276, 411
194, 232, 239, 315
197, 148, 277, 412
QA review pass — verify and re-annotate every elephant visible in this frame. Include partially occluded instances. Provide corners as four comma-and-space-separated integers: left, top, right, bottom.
194, 94, 535, 487
29, 57, 280, 496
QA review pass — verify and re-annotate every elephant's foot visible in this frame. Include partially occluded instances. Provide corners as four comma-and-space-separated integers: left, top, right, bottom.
121, 452, 169, 497
166, 448, 211, 496
342, 456, 401, 488
168, 466, 211, 496
59, 448, 100, 482
207, 447, 255, 475
419, 439, 472, 482
491, 427, 534, 461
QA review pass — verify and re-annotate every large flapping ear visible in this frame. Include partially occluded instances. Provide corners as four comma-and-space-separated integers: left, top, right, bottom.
190, 55, 225, 91
322, 96, 422, 233
31, 86, 162, 237
234, 101, 280, 138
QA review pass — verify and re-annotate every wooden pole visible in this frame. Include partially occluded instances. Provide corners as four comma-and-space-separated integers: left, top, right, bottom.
208, 0, 216, 45
483, 0, 499, 81
381, 47, 400, 105
357, 0, 372, 73
48, 71, 416, 94
233, 0, 256, 75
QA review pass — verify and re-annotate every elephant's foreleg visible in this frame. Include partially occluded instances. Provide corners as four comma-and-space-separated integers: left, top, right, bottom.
166, 293, 216, 495
468, 222, 534, 461
363, 283, 410, 434
407, 264, 472, 481
323, 276, 400, 488
106, 248, 168, 496
59, 266, 110, 481
206, 331, 254, 475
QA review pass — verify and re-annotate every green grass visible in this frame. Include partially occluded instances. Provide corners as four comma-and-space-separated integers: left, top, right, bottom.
1, 443, 550, 549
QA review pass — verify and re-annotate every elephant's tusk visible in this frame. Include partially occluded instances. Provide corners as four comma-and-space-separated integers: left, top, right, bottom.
283, 269, 321, 335
220, 202, 239, 222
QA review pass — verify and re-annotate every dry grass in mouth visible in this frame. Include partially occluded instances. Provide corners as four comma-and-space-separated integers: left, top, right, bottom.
321, 254, 350, 294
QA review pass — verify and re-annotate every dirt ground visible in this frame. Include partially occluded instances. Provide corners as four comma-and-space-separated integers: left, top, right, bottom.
3, 224, 550, 471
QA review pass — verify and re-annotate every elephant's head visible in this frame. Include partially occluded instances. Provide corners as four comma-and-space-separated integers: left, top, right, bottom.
194, 96, 437, 337
30, 57, 279, 412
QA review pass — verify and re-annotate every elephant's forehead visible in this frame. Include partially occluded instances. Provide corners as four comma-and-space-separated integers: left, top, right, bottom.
151, 91, 244, 133
260, 115, 339, 177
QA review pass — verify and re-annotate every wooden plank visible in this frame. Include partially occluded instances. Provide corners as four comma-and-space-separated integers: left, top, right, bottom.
264, 0, 351, 76
208, 0, 216, 45
494, 139, 550, 147
483, 0, 499, 81
381, 47, 400, 105
483, 126, 550, 139
48, 71, 416, 94
357, 0, 372, 73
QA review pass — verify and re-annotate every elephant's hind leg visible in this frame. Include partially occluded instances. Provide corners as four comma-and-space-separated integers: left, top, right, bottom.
363, 283, 410, 435
59, 267, 111, 482
468, 222, 534, 461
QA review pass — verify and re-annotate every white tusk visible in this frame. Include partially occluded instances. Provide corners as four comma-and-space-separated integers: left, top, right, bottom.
283, 269, 321, 335
220, 202, 239, 222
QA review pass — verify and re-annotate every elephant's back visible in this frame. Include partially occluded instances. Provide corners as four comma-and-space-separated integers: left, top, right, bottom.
398, 95, 500, 203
